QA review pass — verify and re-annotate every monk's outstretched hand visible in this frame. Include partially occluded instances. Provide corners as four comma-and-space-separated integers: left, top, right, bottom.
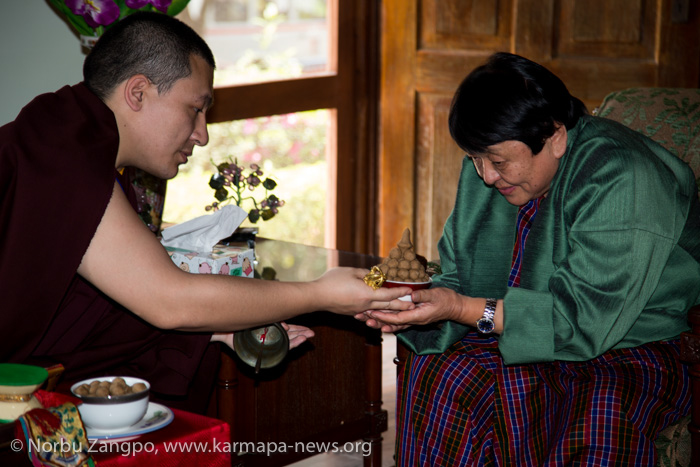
311, 267, 415, 315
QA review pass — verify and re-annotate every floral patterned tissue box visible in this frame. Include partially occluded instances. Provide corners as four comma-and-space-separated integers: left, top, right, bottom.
165, 244, 255, 277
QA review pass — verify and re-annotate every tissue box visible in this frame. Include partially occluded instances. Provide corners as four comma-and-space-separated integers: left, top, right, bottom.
165, 243, 255, 278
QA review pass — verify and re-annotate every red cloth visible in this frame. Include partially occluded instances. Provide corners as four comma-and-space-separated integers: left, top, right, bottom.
35, 390, 83, 408
92, 408, 231, 467
0, 83, 212, 397
22, 391, 230, 467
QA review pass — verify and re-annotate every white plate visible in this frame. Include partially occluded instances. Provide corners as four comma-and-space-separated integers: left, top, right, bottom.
86, 402, 174, 441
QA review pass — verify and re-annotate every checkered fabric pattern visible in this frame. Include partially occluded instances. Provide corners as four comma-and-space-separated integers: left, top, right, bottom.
508, 196, 543, 287
395, 334, 690, 466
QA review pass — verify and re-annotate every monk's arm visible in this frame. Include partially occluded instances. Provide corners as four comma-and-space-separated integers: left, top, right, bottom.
77, 183, 412, 332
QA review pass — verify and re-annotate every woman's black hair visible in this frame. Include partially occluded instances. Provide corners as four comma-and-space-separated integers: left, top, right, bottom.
448, 52, 587, 155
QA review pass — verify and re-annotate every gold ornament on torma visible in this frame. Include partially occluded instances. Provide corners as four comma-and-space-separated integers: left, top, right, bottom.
363, 266, 386, 290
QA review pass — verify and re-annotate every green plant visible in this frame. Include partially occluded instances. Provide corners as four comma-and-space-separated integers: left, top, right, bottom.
207, 158, 285, 223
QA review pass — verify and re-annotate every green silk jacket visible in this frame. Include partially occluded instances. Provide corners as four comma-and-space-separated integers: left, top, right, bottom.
398, 115, 700, 364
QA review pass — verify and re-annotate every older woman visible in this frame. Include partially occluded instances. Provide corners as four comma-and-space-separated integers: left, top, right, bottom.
365, 53, 700, 465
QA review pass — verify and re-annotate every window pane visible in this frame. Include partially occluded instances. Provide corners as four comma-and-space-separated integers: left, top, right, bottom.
181, 0, 330, 87
163, 110, 330, 248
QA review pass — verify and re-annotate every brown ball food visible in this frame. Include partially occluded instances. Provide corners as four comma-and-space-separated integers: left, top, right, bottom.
110, 384, 127, 396
76, 378, 149, 397
373, 228, 430, 284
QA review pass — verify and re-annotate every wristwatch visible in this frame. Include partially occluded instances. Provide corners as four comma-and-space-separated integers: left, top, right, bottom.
476, 298, 497, 334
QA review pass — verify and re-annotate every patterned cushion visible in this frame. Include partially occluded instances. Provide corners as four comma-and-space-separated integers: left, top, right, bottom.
656, 417, 691, 467
594, 87, 700, 190
595, 88, 698, 466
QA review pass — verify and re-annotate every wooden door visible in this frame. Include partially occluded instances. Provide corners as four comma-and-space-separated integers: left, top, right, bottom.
378, 0, 700, 260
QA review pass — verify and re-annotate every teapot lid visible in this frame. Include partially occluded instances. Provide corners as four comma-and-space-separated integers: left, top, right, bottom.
0, 364, 48, 386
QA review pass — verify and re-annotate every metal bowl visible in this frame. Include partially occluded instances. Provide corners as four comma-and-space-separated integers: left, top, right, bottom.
233, 323, 289, 372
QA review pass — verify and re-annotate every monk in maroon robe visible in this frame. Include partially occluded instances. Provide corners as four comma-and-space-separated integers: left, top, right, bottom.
0, 12, 411, 410
0, 82, 216, 407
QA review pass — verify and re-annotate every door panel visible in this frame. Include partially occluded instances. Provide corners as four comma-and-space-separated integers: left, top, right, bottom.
559, 0, 655, 58
379, 0, 700, 260
415, 93, 464, 258
420, 0, 513, 49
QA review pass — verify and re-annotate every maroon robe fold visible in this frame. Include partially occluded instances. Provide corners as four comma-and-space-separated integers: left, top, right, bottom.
0, 83, 214, 400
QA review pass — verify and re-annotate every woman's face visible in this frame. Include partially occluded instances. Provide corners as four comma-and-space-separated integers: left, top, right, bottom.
470, 126, 567, 206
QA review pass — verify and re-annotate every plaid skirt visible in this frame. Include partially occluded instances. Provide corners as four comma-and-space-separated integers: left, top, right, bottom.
395, 332, 690, 466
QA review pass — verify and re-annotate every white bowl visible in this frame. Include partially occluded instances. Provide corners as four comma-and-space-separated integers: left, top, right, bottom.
70, 376, 150, 431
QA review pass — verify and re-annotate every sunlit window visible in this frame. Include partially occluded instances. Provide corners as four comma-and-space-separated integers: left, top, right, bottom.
164, 1, 333, 248
163, 110, 329, 248
183, 0, 329, 86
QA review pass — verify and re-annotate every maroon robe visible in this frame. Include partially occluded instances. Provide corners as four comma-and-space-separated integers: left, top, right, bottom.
0, 83, 215, 404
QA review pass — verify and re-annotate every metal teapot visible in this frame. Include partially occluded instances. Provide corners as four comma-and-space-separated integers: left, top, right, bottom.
233, 323, 289, 373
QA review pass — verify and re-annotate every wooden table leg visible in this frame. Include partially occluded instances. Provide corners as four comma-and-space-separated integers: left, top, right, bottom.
216, 350, 239, 433
364, 330, 387, 467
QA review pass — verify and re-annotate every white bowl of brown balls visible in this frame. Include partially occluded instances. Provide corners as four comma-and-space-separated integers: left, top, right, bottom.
70, 376, 150, 431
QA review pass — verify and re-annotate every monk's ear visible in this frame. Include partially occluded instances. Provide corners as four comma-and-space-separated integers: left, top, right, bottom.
550, 124, 568, 159
123, 75, 151, 112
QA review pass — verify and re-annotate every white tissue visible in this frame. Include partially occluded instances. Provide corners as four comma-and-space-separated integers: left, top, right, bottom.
160, 204, 248, 252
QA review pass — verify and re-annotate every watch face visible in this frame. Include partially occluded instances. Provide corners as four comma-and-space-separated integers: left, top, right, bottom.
477, 318, 495, 334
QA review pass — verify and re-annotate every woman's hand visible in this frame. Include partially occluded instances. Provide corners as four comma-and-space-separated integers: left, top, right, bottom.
355, 310, 410, 333
359, 287, 466, 330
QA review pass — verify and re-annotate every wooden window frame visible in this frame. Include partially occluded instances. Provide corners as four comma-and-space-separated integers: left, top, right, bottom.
206, 0, 380, 254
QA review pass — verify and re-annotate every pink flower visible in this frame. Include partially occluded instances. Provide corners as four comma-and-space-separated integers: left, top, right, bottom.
65, 0, 121, 28
243, 119, 258, 135
124, 0, 173, 13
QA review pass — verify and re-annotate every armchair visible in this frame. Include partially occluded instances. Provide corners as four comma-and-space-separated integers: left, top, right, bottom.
594, 87, 700, 467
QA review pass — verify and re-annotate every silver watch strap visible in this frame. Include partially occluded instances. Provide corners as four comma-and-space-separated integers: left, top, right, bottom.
483, 298, 497, 320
